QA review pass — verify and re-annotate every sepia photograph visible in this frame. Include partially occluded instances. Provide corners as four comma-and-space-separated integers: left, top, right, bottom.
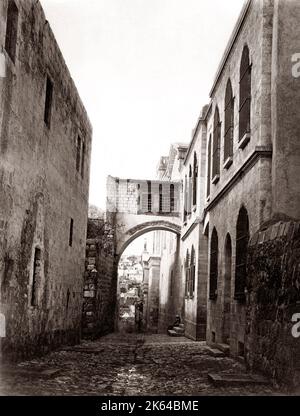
0, 0, 300, 403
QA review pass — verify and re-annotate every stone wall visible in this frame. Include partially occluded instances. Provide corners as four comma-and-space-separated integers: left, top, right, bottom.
107, 176, 181, 216
0, 0, 92, 361
82, 234, 117, 339
204, 0, 273, 356
245, 220, 300, 387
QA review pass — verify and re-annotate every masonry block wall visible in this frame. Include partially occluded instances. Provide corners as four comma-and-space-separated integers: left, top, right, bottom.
0, 0, 92, 361
245, 220, 300, 387
157, 233, 183, 332
107, 176, 181, 216
146, 256, 161, 333
271, 0, 300, 220
82, 231, 117, 339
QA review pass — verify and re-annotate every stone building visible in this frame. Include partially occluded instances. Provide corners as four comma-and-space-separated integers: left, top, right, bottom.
0, 0, 92, 360
137, 0, 300, 383
202, 0, 300, 366
154, 143, 188, 333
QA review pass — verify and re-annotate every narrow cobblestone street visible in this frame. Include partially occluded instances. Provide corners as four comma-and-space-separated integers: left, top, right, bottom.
0, 334, 283, 396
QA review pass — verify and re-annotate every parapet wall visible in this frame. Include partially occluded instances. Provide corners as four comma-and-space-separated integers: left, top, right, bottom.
107, 176, 181, 215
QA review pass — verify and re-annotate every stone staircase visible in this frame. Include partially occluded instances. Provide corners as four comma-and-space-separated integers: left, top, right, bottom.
168, 323, 185, 337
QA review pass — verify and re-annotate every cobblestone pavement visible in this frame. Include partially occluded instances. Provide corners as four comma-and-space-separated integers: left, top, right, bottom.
0, 333, 288, 396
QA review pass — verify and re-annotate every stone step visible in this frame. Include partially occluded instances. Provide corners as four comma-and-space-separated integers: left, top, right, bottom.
208, 372, 270, 387
205, 346, 226, 358
178, 323, 185, 329
168, 329, 183, 337
1, 366, 61, 379
173, 326, 185, 334
214, 343, 230, 356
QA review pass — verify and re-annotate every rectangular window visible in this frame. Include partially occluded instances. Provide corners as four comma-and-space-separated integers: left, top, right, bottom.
69, 218, 74, 247
81, 141, 85, 178
44, 76, 53, 127
31, 248, 41, 307
147, 181, 152, 212
5, 0, 18, 63
76, 136, 81, 172
159, 184, 163, 213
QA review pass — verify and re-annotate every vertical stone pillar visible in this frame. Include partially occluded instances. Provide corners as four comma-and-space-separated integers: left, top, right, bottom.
142, 260, 149, 327
147, 256, 161, 333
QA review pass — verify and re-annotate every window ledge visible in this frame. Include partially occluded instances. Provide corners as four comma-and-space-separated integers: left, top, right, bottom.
206, 196, 210, 203
193, 206, 197, 212
212, 174, 220, 185
223, 156, 233, 170
239, 132, 251, 149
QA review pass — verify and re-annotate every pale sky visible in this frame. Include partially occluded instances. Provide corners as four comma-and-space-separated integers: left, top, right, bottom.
40, 0, 244, 213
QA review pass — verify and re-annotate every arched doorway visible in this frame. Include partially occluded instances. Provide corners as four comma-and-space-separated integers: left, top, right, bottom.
222, 233, 232, 344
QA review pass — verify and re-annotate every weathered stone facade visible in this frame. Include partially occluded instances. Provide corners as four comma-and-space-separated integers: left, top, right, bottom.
245, 220, 300, 386
0, 0, 92, 361
202, 0, 300, 372
82, 219, 117, 339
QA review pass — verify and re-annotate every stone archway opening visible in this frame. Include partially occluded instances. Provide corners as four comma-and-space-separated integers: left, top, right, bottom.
116, 226, 180, 335
82, 176, 182, 340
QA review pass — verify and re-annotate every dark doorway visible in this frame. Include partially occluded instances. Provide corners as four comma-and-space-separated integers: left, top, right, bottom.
223, 233, 232, 344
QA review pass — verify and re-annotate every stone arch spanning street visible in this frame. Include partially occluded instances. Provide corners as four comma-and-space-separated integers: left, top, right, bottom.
116, 220, 181, 260
106, 175, 182, 258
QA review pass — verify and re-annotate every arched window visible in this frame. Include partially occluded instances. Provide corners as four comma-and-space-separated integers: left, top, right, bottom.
209, 228, 218, 300
170, 184, 175, 212
239, 45, 251, 142
190, 245, 196, 296
76, 136, 81, 172
66, 288, 70, 313
147, 180, 152, 212
193, 153, 198, 206
207, 135, 211, 197
224, 79, 234, 163
212, 107, 221, 182
31, 247, 41, 307
184, 175, 187, 221
185, 250, 190, 297
159, 184, 163, 212
223, 233, 232, 344
188, 165, 192, 214
235, 206, 249, 301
